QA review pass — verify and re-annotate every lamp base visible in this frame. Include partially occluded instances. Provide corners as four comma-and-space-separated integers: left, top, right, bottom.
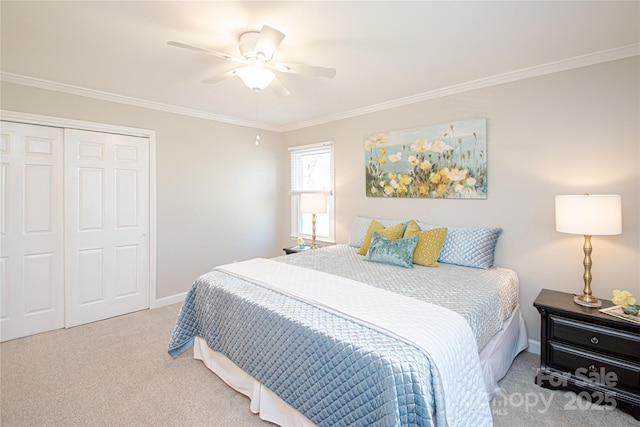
311, 213, 317, 249
574, 294, 602, 308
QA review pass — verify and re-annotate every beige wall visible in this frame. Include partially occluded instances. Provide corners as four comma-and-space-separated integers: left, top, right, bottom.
1, 83, 286, 300
2, 56, 638, 344
282, 57, 640, 344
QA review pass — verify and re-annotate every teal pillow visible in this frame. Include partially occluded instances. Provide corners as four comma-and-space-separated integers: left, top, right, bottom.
364, 232, 419, 268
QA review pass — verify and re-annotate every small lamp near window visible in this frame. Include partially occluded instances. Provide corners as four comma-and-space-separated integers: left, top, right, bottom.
555, 194, 622, 308
301, 193, 327, 249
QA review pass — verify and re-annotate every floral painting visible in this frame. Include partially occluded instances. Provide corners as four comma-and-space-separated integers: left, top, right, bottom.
365, 118, 487, 198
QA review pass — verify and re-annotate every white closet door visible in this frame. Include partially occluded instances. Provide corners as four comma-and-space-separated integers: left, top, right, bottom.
0, 122, 65, 342
64, 129, 149, 327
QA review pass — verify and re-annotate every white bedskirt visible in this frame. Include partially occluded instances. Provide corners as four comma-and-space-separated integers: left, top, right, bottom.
193, 304, 528, 426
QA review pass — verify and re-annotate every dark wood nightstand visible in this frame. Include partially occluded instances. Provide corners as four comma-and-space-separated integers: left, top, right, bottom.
534, 288, 640, 420
283, 245, 311, 255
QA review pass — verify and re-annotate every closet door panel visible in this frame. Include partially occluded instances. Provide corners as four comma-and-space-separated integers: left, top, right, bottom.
0, 121, 64, 342
65, 129, 149, 327
78, 167, 104, 230
23, 253, 56, 314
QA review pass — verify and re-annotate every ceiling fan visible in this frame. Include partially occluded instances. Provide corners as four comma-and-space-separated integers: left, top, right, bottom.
168, 25, 336, 97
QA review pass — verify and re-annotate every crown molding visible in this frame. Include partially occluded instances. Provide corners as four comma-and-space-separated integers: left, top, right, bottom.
0, 72, 281, 132
2, 43, 637, 133
282, 43, 639, 131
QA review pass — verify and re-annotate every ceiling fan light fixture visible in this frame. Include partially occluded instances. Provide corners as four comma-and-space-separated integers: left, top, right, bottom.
170, 24, 334, 97
235, 64, 275, 91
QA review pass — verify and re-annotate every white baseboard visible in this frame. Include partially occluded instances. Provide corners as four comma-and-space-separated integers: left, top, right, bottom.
152, 291, 187, 308
527, 339, 541, 355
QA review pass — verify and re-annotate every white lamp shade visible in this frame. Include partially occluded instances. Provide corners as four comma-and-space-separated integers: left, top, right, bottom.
236, 64, 275, 90
301, 193, 327, 214
555, 194, 622, 235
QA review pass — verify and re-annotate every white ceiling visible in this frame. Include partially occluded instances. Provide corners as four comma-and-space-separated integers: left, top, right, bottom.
1, 1, 638, 131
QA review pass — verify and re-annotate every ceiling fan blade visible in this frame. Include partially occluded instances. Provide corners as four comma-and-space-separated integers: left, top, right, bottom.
274, 63, 336, 78
202, 69, 238, 84
167, 41, 243, 63
270, 77, 291, 97
255, 25, 285, 60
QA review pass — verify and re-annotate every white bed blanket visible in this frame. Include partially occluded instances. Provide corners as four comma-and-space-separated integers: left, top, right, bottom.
217, 258, 492, 427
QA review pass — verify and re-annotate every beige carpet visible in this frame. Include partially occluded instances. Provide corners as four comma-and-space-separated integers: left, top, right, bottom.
1, 304, 638, 427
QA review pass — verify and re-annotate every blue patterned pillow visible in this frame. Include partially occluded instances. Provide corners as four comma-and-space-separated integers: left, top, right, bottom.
364, 232, 419, 268
418, 222, 502, 269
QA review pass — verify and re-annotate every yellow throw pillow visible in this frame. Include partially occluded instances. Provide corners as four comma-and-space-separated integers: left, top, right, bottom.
379, 222, 405, 240
404, 220, 448, 267
357, 220, 405, 255
403, 219, 421, 238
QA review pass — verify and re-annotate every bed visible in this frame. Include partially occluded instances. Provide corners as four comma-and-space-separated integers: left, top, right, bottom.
168, 218, 528, 426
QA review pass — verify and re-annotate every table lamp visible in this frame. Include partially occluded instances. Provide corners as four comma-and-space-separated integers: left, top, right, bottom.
555, 194, 622, 307
301, 193, 327, 249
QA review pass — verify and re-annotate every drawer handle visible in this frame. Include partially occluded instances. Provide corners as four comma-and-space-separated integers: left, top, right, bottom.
590, 336, 599, 345
588, 364, 597, 372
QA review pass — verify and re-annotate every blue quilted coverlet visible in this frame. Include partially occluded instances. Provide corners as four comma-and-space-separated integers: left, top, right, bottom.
169, 262, 498, 426
169, 270, 443, 425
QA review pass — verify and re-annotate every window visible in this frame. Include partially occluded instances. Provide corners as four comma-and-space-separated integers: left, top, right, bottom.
289, 142, 335, 243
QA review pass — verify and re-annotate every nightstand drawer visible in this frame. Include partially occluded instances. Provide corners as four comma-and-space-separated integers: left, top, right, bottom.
549, 342, 640, 392
549, 314, 640, 360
